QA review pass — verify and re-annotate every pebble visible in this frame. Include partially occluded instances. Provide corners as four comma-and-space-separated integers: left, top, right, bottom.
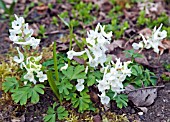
138, 112, 143, 116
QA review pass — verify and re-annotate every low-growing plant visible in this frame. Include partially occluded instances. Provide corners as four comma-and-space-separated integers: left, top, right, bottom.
124, 50, 157, 87
0, 0, 17, 17
2, 14, 165, 122
2, 15, 47, 105
105, 18, 129, 39
39, 25, 48, 38
137, 10, 170, 39
161, 63, 170, 82
44, 102, 68, 122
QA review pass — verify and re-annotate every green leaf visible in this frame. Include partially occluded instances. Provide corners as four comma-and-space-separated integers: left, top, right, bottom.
123, 49, 143, 59
113, 94, 128, 109
150, 76, 157, 86
71, 92, 91, 113
44, 114, 56, 122
0, 0, 7, 11
47, 70, 61, 102
11, 86, 30, 105
2, 77, 19, 93
44, 103, 56, 122
56, 78, 73, 95
131, 65, 142, 76
44, 103, 68, 121
62, 65, 86, 80
86, 74, 95, 86
8, 1, 16, 15
11, 84, 45, 105
64, 90, 76, 100
58, 15, 69, 27
57, 106, 68, 120
28, 84, 45, 104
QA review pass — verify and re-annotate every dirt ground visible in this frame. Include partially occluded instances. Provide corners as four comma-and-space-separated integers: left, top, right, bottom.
0, 0, 170, 122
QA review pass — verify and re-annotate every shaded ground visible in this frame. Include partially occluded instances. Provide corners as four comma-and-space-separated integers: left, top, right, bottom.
0, 0, 170, 122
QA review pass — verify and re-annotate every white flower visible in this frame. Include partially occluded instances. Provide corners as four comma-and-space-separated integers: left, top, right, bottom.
36, 71, 47, 82
132, 42, 144, 50
29, 37, 40, 49
12, 14, 25, 30
60, 63, 68, 71
122, 61, 132, 77
9, 31, 21, 42
23, 23, 34, 36
88, 44, 103, 58
96, 79, 110, 92
132, 23, 167, 54
67, 49, 86, 60
13, 47, 24, 63
76, 79, 85, 92
9, 14, 41, 49
153, 24, 167, 41
97, 53, 107, 67
98, 92, 110, 105
99, 24, 112, 40
24, 71, 36, 84
115, 58, 123, 70
85, 66, 88, 74
110, 80, 124, 94
85, 48, 98, 67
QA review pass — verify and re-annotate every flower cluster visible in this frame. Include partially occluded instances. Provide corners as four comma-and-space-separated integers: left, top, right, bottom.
67, 23, 112, 67
97, 59, 131, 105
9, 14, 40, 49
132, 24, 167, 53
10, 15, 47, 84
85, 23, 112, 67
66, 23, 131, 104
21, 55, 47, 84
138, 1, 161, 15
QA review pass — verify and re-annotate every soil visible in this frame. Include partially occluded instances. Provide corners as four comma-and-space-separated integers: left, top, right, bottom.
0, 0, 170, 122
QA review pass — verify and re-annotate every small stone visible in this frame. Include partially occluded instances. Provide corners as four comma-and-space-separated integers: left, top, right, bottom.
138, 112, 143, 116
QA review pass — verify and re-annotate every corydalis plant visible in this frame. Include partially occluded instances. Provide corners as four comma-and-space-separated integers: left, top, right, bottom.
97, 59, 131, 105
9, 15, 47, 84
9, 14, 40, 49
67, 23, 112, 68
66, 23, 131, 105
132, 24, 167, 54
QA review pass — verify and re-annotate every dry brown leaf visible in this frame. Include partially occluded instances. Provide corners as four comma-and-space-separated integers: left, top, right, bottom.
89, 91, 99, 103
159, 39, 170, 54
107, 40, 125, 51
36, 4, 48, 14
138, 28, 152, 37
135, 56, 150, 66
128, 88, 157, 107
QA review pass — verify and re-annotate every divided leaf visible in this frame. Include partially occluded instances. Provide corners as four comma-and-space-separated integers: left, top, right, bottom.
57, 106, 68, 120
2, 77, 19, 92
44, 102, 68, 122
86, 74, 96, 86
71, 92, 91, 113
113, 94, 128, 108
11, 84, 45, 105
44, 103, 57, 122
56, 78, 73, 95
62, 65, 86, 80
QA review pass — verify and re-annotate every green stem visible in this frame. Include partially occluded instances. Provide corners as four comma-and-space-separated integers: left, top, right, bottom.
73, 34, 83, 51
69, 26, 73, 51
53, 41, 59, 82
68, 25, 73, 66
